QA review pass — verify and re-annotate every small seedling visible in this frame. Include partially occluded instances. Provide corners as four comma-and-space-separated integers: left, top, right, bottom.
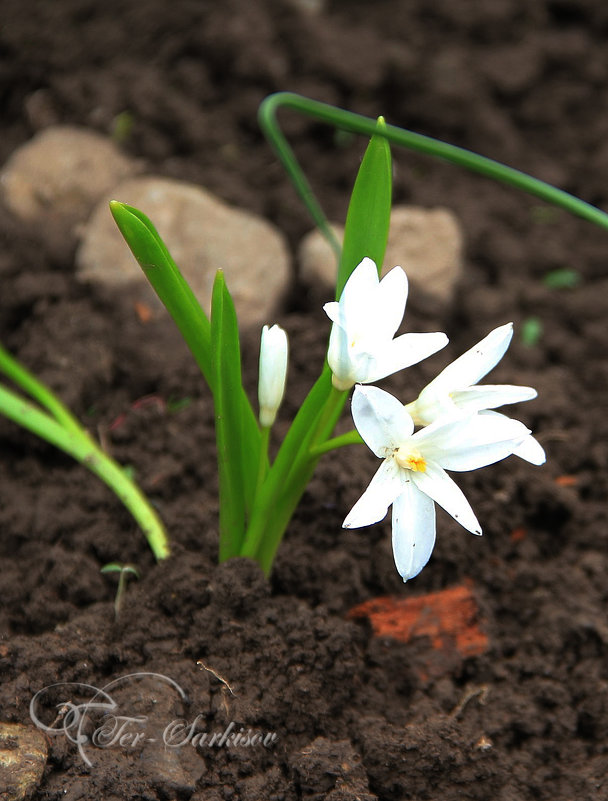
101, 563, 140, 617
543, 268, 581, 290
520, 316, 544, 347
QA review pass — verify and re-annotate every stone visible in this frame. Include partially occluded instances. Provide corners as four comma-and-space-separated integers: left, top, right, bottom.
0, 126, 140, 226
76, 177, 291, 328
298, 205, 464, 303
0, 722, 48, 801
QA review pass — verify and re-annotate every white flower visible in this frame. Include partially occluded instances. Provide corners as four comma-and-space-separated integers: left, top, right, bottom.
258, 324, 288, 427
404, 322, 546, 465
344, 384, 535, 582
323, 258, 448, 391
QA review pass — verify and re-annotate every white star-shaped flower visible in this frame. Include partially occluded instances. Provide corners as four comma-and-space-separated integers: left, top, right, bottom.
323, 258, 448, 391
404, 322, 545, 465
344, 384, 536, 582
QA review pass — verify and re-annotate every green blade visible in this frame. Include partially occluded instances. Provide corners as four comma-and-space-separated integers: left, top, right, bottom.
211, 271, 260, 559
110, 201, 214, 391
0, 383, 170, 560
337, 117, 392, 297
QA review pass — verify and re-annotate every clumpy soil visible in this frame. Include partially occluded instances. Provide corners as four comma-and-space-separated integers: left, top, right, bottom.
1, 1, 608, 799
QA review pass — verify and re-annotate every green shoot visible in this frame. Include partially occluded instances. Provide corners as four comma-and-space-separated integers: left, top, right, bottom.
101, 562, 140, 617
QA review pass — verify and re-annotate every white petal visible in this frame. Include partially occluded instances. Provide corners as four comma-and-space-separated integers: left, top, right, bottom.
415, 413, 530, 471
322, 300, 340, 325
480, 411, 546, 465
339, 257, 379, 323
451, 384, 538, 413
326, 321, 356, 389
343, 458, 405, 528
404, 391, 457, 427
422, 322, 514, 396
351, 385, 414, 457
373, 266, 408, 340
391, 482, 436, 582
364, 331, 449, 383
412, 462, 482, 535
514, 435, 546, 465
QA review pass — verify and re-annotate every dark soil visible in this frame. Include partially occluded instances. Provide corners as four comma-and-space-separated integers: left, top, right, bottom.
1, 1, 608, 799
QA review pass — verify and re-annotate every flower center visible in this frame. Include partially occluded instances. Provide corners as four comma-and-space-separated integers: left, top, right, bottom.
394, 447, 427, 472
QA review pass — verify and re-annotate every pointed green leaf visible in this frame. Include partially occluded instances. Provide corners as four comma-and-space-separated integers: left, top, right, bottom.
110, 201, 214, 390
336, 117, 392, 298
211, 271, 262, 560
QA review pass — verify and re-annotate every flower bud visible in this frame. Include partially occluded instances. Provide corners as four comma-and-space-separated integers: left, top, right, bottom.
258, 324, 288, 428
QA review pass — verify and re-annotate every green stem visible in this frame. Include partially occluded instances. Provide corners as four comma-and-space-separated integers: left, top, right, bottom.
239, 370, 332, 561
0, 383, 170, 560
308, 385, 348, 446
259, 92, 608, 240
309, 429, 363, 457
255, 425, 271, 496
247, 385, 347, 574
0, 344, 83, 436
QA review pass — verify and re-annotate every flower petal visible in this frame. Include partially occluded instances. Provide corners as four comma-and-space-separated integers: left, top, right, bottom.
322, 299, 340, 325
351, 385, 414, 457
451, 384, 538, 413
514, 435, 546, 465
343, 458, 405, 528
391, 481, 436, 582
339, 257, 379, 324
421, 322, 514, 397
373, 266, 408, 340
415, 412, 530, 471
480, 411, 546, 465
412, 462, 482, 535
364, 331, 449, 384
326, 319, 356, 389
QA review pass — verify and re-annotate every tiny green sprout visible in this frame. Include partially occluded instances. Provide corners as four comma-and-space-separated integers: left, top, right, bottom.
542, 268, 581, 290
166, 396, 192, 414
520, 317, 543, 347
101, 562, 140, 617
111, 110, 135, 144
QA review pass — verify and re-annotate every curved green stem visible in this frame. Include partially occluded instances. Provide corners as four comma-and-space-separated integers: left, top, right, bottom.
0, 344, 83, 436
0, 383, 170, 560
259, 92, 608, 240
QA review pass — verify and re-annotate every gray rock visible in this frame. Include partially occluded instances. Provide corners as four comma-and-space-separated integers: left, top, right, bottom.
299, 205, 464, 303
0, 126, 140, 226
77, 177, 291, 328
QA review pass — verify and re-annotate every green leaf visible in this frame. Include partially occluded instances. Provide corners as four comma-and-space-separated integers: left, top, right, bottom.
111, 202, 262, 543
0, 381, 170, 560
336, 117, 392, 298
100, 563, 124, 574
101, 563, 140, 578
109, 201, 214, 391
211, 271, 259, 560
542, 268, 581, 290
520, 316, 543, 347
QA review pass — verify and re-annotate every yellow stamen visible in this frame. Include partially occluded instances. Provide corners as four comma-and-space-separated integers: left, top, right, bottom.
394, 448, 427, 472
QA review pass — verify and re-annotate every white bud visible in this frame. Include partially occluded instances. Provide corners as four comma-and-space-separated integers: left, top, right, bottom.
258, 324, 288, 428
